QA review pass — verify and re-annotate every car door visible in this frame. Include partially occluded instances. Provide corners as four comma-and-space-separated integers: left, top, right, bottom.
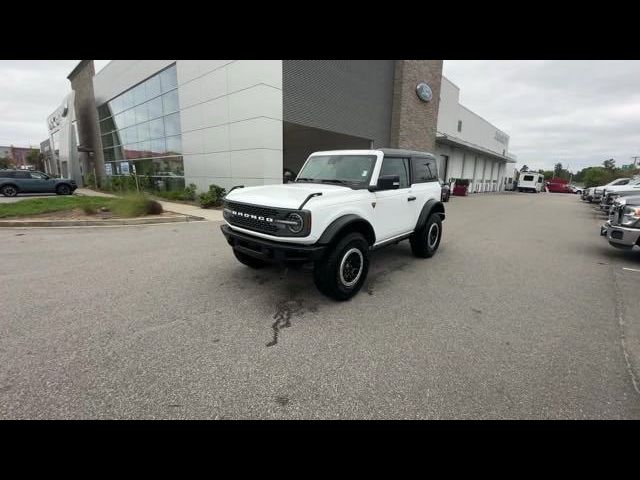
13, 171, 35, 192
373, 156, 413, 241
410, 155, 441, 224
28, 171, 52, 192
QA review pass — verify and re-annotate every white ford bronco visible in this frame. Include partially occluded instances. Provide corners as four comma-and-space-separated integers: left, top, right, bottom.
220, 149, 445, 300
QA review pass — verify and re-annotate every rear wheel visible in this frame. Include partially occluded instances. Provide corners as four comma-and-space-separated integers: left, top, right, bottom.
56, 184, 71, 195
313, 232, 369, 301
1, 185, 18, 197
410, 212, 442, 258
233, 248, 266, 269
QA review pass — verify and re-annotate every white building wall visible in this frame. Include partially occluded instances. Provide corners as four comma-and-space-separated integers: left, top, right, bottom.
93, 60, 284, 192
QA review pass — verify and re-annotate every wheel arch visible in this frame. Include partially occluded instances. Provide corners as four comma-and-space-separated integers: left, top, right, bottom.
416, 199, 445, 231
317, 214, 376, 247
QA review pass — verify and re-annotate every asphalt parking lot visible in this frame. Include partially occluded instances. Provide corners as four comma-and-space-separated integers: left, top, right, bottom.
1, 192, 639, 419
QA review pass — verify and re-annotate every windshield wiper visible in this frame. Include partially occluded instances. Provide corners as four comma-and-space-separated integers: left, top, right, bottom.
319, 179, 350, 185
295, 178, 315, 182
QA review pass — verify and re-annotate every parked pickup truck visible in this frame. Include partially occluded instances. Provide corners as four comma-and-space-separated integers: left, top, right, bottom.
0, 170, 77, 197
586, 177, 636, 203
220, 149, 445, 300
601, 194, 640, 250
600, 185, 640, 212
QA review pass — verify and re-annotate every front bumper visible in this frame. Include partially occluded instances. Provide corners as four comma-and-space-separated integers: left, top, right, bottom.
602, 221, 640, 249
221, 224, 326, 264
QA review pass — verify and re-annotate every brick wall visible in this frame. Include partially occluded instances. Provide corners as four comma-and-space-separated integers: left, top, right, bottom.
389, 60, 443, 153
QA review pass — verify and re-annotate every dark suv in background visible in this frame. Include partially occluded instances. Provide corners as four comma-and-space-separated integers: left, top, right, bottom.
0, 170, 77, 197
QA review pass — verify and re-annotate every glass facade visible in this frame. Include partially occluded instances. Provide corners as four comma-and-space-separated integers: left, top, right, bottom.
98, 64, 184, 190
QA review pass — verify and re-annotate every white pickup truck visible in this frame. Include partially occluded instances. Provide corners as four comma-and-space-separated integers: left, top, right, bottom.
220, 149, 445, 300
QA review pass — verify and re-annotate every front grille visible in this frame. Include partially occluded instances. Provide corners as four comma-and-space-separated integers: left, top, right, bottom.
225, 201, 279, 218
224, 201, 281, 234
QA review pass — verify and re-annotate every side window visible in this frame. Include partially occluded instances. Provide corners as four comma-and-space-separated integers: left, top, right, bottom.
380, 157, 410, 188
15, 171, 30, 179
30, 172, 47, 179
411, 156, 438, 183
538, 176, 543, 183
616, 179, 629, 185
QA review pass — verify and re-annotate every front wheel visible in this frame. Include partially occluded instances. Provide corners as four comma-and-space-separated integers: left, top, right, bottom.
313, 232, 369, 301
410, 212, 442, 258
1, 185, 18, 197
56, 184, 71, 195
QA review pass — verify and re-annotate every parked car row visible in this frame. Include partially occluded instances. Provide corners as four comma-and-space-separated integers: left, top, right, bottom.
584, 176, 640, 250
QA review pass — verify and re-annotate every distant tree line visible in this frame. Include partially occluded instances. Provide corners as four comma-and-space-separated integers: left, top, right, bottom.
573, 158, 640, 188
519, 158, 639, 188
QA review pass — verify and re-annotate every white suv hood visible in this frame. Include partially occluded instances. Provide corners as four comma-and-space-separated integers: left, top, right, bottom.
224, 183, 356, 209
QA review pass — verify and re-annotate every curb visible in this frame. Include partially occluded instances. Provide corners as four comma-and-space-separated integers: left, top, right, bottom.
0, 215, 204, 228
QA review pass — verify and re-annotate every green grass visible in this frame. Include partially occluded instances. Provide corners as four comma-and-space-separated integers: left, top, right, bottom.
0, 194, 163, 219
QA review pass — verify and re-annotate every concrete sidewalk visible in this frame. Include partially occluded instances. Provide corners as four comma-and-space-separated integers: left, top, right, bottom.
75, 188, 223, 221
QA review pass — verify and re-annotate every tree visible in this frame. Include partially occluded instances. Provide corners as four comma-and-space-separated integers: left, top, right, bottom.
26, 149, 44, 171
520, 165, 529, 172
542, 170, 555, 180
0, 157, 12, 169
603, 158, 615, 170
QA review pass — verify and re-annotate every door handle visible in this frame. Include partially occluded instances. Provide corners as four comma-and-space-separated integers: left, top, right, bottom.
408, 196, 416, 201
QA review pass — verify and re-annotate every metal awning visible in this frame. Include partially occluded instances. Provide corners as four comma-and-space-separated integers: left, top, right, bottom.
436, 134, 516, 163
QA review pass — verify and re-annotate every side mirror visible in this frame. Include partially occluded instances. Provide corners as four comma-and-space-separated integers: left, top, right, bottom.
371, 174, 400, 192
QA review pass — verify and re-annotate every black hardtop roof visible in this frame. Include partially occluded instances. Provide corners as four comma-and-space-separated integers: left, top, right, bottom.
379, 148, 435, 159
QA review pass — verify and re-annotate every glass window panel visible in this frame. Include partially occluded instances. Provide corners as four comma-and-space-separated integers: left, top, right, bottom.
112, 131, 122, 146
101, 133, 114, 148
100, 117, 115, 134
122, 90, 135, 110
164, 112, 181, 136
162, 90, 179, 114
145, 75, 161, 99
150, 138, 166, 157
149, 117, 165, 139
138, 141, 151, 158
166, 135, 182, 154
137, 122, 150, 143
135, 103, 149, 124
113, 112, 125, 130
152, 156, 184, 176
133, 83, 146, 105
125, 144, 143, 160
147, 96, 163, 120
113, 146, 124, 161
160, 65, 178, 92
123, 108, 136, 128
109, 96, 124, 115
103, 148, 115, 162
98, 104, 111, 120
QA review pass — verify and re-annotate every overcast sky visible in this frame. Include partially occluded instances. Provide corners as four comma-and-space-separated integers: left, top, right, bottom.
443, 60, 640, 172
1, 60, 638, 172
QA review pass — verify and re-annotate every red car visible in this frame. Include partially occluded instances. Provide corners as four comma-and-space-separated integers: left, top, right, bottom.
546, 178, 574, 193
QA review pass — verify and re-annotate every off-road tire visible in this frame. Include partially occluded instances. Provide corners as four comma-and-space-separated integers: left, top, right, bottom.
56, 184, 71, 195
410, 212, 442, 258
233, 248, 266, 269
313, 232, 369, 301
1, 185, 18, 197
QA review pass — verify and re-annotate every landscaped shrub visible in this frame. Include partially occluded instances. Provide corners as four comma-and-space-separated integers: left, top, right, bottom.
112, 195, 163, 217
199, 184, 226, 208
81, 204, 96, 215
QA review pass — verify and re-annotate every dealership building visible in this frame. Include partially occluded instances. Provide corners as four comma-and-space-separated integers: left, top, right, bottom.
46, 60, 515, 192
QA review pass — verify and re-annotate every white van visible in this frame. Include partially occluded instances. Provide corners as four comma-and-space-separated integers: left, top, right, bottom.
517, 172, 544, 193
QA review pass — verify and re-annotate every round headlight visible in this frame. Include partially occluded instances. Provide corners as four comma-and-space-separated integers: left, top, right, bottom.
286, 213, 304, 233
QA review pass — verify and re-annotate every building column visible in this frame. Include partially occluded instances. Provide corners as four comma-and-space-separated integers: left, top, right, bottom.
389, 60, 443, 152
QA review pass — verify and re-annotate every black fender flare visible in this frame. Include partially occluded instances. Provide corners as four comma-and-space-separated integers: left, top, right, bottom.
415, 199, 445, 231
317, 214, 376, 246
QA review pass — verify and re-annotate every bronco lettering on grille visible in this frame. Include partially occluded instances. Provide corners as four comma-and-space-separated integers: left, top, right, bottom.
231, 210, 274, 222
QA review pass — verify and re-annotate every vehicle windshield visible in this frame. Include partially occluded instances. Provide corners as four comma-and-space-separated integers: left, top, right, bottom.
296, 155, 376, 188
